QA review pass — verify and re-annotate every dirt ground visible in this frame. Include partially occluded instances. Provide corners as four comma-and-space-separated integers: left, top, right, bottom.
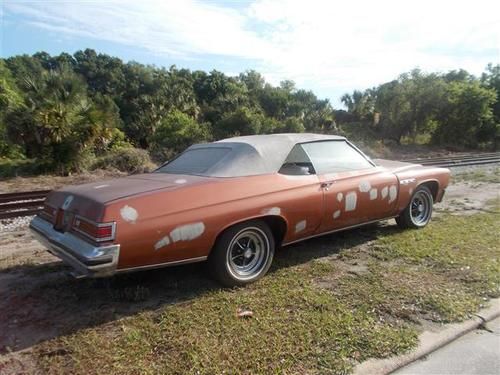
0, 164, 498, 373
0, 169, 126, 193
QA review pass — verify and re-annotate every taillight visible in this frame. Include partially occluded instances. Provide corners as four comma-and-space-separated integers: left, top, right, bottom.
41, 204, 57, 223
73, 216, 116, 242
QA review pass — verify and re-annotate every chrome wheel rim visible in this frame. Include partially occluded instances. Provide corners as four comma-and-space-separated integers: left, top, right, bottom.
410, 191, 432, 226
226, 228, 269, 280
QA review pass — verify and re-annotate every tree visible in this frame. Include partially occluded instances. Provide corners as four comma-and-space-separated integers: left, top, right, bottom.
432, 81, 496, 148
149, 110, 210, 160
215, 107, 264, 138
5, 65, 120, 172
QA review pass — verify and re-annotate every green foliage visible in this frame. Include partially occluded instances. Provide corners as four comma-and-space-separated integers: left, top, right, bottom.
149, 110, 210, 160
216, 106, 264, 137
340, 67, 498, 149
0, 50, 498, 176
432, 81, 496, 147
93, 147, 156, 174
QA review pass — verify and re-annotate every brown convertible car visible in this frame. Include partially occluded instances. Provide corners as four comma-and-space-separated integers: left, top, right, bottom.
30, 134, 450, 286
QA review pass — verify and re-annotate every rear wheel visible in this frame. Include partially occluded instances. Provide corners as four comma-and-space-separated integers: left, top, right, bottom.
396, 185, 433, 229
208, 220, 275, 287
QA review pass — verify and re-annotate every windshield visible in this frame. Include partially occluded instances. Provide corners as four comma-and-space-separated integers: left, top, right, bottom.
156, 147, 232, 175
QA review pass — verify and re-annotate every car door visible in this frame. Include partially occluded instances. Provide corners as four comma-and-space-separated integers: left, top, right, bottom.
300, 140, 399, 233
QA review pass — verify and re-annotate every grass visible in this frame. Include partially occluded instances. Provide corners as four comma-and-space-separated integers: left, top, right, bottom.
26, 209, 500, 374
452, 167, 500, 184
0, 158, 45, 178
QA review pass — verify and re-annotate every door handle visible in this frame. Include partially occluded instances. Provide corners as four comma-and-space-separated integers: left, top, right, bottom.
321, 181, 335, 190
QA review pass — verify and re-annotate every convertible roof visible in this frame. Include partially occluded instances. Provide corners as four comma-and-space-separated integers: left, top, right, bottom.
187, 133, 345, 177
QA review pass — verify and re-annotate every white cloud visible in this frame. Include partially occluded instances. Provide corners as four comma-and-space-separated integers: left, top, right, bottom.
4, 0, 500, 104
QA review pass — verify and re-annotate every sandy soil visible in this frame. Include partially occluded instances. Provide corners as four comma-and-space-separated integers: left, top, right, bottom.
0, 165, 498, 372
435, 182, 499, 215
0, 169, 126, 193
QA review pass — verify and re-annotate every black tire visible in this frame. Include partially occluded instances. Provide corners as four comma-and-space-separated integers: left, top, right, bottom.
396, 185, 434, 229
208, 220, 275, 287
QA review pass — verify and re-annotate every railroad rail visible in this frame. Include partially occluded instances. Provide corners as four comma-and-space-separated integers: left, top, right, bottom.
402, 152, 500, 168
0, 190, 50, 219
0, 152, 498, 220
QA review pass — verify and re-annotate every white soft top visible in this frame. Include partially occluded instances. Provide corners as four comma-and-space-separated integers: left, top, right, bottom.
182, 133, 345, 177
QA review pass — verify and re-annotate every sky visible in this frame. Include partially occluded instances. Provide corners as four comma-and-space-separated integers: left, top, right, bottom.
1, 0, 499, 107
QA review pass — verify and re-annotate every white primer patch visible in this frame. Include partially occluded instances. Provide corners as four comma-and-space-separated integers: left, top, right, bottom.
369, 188, 378, 200
333, 210, 341, 219
400, 178, 416, 185
262, 207, 281, 215
170, 222, 205, 242
337, 192, 343, 202
94, 184, 109, 189
154, 235, 171, 250
358, 181, 371, 193
381, 186, 389, 199
345, 192, 357, 212
389, 185, 398, 203
295, 220, 307, 233
175, 179, 187, 184
62, 195, 74, 210
120, 205, 138, 224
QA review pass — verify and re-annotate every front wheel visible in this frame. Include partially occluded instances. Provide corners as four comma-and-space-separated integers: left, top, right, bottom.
208, 220, 275, 287
396, 185, 433, 229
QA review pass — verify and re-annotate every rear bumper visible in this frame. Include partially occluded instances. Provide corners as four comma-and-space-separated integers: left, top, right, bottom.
29, 216, 120, 278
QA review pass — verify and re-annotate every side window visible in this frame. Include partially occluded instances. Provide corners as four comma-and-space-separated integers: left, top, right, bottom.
279, 144, 315, 175
301, 141, 373, 174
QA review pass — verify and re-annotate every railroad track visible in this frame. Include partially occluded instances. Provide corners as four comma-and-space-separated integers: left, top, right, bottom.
0, 152, 498, 220
402, 152, 500, 167
0, 190, 50, 220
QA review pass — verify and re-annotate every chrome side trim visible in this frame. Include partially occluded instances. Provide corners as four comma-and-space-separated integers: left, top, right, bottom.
116, 256, 208, 274
282, 216, 398, 246
29, 216, 120, 278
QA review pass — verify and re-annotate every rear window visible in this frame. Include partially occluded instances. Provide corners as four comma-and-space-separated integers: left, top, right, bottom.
156, 147, 231, 175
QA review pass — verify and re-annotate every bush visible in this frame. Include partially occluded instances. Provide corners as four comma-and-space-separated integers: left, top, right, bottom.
149, 110, 210, 161
93, 147, 156, 174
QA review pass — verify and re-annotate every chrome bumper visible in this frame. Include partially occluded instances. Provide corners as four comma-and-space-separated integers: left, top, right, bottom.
29, 216, 120, 278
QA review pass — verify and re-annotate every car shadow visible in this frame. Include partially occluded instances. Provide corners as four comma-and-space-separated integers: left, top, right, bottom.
0, 221, 404, 354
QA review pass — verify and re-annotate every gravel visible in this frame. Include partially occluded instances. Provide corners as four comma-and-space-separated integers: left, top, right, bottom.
0, 216, 35, 233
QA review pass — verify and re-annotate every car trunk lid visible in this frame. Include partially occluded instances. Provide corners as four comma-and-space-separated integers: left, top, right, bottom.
43, 173, 212, 223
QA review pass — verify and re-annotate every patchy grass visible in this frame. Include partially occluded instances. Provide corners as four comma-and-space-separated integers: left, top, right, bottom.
27, 211, 500, 374
452, 167, 500, 184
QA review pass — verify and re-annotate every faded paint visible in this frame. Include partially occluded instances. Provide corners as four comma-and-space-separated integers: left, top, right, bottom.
337, 192, 343, 202
324, 173, 338, 180
175, 179, 187, 184
333, 210, 341, 219
409, 187, 414, 195
369, 188, 378, 200
94, 184, 109, 189
170, 222, 205, 242
154, 236, 171, 250
62, 195, 74, 210
388, 185, 397, 203
345, 192, 357, 212
295, 220, 307, 233
31, 136, 451, 276
381, 186, 389, 199
262, 207, 281, 215
120, 205, 138, 224
358, 181, 371, 193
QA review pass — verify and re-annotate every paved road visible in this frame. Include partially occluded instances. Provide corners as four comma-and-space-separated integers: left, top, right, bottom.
395, 316, 500, 375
